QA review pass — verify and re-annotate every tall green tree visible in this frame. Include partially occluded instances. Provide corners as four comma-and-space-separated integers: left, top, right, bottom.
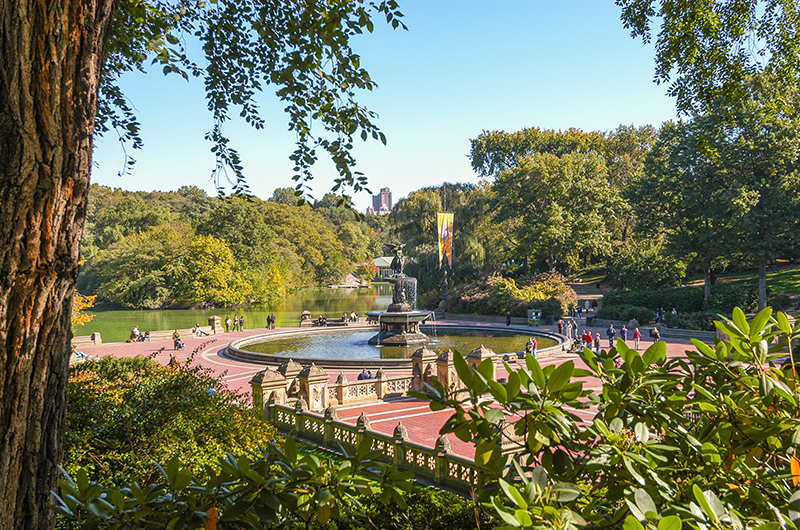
719, 76, 800, 308
618, 0, 800, 115
635, 118, 754, 300
0, 1, 404, 526
491, 151, 621, 273
470, 127, 606, 178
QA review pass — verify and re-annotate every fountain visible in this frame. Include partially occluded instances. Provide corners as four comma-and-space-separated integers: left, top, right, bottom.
367, 244, 431, 346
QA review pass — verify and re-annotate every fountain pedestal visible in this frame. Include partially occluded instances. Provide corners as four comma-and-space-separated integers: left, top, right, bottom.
367, 275, 431, 346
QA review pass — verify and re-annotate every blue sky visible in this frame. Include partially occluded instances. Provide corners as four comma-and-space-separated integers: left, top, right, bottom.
91, 1, 677, 211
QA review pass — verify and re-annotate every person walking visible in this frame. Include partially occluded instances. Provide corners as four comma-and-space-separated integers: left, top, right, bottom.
606, 324, 616, 348
651, 326, 661, 342
271, 313, 277, 329
594, 333, 601, 354
506, 312, 511, 326
225, 316, 232, 332
620, 325, 628, 343
239, 315, 245, 331
633, 327, 642, 350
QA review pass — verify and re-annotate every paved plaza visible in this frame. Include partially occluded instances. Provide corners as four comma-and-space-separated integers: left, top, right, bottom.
74, 318, 706, 458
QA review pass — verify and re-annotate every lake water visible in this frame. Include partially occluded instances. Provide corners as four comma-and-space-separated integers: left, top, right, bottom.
77, 285, 393, 343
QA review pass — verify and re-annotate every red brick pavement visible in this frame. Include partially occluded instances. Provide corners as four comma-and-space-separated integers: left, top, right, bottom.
75, 321, 706, 459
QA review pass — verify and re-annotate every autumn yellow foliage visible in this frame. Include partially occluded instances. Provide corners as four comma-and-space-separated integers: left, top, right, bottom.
72, 294, 96, 330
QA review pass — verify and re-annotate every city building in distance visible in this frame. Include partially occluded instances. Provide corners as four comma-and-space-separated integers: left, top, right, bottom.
366, 187, 392, 215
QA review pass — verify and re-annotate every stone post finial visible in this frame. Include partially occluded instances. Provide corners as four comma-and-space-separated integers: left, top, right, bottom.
393, 421, 409, 442
356, 412, 371, 431
336, 372, 347, 385
435, 435, 452, 454
323, 406, 338, 421
294, 397, 309, 413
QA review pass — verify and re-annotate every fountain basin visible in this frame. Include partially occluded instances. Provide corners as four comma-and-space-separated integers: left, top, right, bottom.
225, 324, 566, 370
366, 309, 431, 346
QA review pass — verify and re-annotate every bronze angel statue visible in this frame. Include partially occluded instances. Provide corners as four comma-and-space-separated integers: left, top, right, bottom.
385, 243, 405, 276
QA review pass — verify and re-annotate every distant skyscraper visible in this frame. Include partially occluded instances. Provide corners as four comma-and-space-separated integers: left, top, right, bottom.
368, 187, 392, 215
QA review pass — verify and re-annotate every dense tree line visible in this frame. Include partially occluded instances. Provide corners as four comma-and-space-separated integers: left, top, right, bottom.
77, 185, 386, 309
390, 106, 800, 307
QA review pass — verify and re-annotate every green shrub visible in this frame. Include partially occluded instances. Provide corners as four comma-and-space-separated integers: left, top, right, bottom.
701, 283, 758, 313
604, 283, 758, 314
448, 273, 576, 318
596, 304, 653, 325
420, 307, 800, 530
64, 346, 276, 487
603, 285, 704, 312
768, 292, 795, 310
663, 311, 719, 331
329, 487, 487, 530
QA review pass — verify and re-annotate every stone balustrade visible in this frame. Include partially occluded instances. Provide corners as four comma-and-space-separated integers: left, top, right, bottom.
250, 344, 527, 494
264, 399, 524, 494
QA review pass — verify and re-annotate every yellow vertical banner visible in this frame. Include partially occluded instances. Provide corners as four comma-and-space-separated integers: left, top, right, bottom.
437, 212, 454, 269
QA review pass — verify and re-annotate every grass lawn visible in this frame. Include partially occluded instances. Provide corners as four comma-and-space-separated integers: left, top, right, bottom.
686, 269, 800, 294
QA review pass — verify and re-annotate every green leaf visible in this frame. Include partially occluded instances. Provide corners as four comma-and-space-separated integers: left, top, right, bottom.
732, 307, 750, 336
527, 356, 546, 388
476, 358, 495, 381
552, 482, 581, 502
506, 371, 521, 401
634, 423, 650, 443
624, 514, 646, 530
499, 479, 528, 509
634, 488, 657, 517
488, 379, 508, 403
453, 352, 473, 389
658, 515, 682, 530
749, 306, 772, 337
491, 496, 521, 527
623, 456, 645, 486
692, 484, 717, 524
546, 361, 575, 393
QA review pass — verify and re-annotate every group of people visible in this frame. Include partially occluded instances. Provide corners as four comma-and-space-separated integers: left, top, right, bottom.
172, 330, 186, 350
341, 311, 360, 323
525, 337, 538, 358
266, 313, 277, 329
357, 368, 377, 380
654, 307, 677, 323
224, 315, 246, 331
128, 325, 150, 343
605, 323, 659, 349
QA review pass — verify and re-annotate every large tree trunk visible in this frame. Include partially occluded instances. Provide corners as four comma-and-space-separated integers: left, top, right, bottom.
0, 1, 115, 528
758, 257, 767, 311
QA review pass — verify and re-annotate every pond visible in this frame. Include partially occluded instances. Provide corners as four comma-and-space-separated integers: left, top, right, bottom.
240, 327, 558, 360
77, 285, 393, 343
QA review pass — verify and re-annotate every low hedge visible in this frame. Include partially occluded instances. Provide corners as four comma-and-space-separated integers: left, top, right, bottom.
595, 304, 653, 325
603, 283, 758, 314
663, 311, 720, 331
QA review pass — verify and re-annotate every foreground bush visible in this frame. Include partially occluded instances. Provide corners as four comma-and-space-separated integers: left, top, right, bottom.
65, 345, 276, 487
419, 306, 800, 529
448, 273, 577, 318
56, 438, 413, 529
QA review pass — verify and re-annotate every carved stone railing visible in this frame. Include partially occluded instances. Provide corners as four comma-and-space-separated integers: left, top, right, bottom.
251, 364, 414, 412
264, 401, 486, 494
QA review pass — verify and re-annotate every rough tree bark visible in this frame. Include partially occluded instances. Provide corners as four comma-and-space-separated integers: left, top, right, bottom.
0, 1, 116, 528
